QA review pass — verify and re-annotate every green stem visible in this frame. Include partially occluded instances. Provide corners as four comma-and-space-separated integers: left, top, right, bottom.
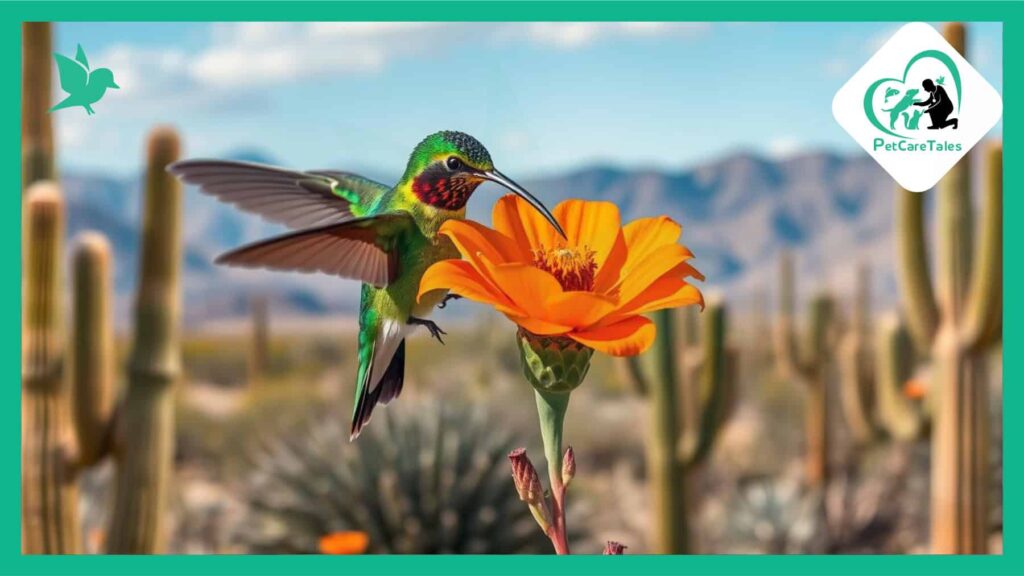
534, 389, 571, 555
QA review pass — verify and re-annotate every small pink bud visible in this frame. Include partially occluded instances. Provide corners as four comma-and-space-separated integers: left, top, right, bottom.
561, 445, 576, 486
603, 541, 627, 555
508, 448, 544, 505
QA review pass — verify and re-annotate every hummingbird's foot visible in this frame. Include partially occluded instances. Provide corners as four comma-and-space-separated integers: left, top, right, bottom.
437, 294, 463, 309
408, 316, 446, 344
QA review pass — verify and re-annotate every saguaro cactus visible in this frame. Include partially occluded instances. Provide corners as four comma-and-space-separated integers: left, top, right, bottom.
22, 183, 79, 553
23, 23, 55, 189
774, 252, 834, 488
837, 266, 926, 444
626, 297, 733, 554
107, 126, 183, 553
895, 23, 1001, 555
837, 264, 876, 445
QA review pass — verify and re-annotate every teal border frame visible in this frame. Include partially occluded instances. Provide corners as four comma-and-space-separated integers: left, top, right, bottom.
6, 2, 1016, 574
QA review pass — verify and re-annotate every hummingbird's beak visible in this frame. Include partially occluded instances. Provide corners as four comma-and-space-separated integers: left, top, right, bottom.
478, 169, 566, 239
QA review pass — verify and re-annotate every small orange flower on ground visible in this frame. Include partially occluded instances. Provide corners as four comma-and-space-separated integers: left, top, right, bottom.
903, 378, 928, 400
318, 531, 369, 555
418, 195, 704, 356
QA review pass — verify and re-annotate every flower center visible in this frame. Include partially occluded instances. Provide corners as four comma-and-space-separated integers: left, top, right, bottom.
532, 245, 597, 292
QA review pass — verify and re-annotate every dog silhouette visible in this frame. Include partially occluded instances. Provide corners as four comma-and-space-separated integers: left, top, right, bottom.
882, 88, 921, 130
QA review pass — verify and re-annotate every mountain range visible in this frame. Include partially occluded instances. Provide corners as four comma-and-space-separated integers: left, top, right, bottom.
60, 148, 920, 328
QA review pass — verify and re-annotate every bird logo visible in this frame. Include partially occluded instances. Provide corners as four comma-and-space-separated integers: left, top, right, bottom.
50, 44, 119, 116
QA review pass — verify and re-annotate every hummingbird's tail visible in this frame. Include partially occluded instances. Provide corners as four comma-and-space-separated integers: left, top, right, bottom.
49, 95, 76, 113
350, 315, 407, 440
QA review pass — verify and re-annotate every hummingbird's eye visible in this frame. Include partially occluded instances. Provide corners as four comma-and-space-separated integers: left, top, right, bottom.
446, 156, 463, 171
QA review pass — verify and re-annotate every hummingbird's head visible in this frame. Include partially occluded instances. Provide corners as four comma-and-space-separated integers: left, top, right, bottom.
403, 131, 564, 237
91, 68, 120, 90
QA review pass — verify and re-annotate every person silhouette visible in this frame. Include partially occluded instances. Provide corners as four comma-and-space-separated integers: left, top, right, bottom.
914, 78, 958, 129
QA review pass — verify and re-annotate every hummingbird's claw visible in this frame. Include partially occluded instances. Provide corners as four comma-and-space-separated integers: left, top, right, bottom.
438, 294, 463, 309
408, 316, 446, 345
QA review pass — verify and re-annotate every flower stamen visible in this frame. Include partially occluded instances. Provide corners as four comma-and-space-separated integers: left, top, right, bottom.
532, 245, 598, 292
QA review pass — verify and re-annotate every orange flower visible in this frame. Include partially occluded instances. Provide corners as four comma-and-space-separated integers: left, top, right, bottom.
903, 378, 928, 400
418, 195, 703, 356
318, 531, 369, 555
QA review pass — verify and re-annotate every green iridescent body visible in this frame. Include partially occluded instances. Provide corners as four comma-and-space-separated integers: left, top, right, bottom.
347, 134, 488, 436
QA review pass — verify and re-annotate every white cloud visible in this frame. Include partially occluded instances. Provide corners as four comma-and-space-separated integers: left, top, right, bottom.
524, 22, 709, 49
191, 22, 454, 88
766, 137, 802, 159
99, 22, 712, 93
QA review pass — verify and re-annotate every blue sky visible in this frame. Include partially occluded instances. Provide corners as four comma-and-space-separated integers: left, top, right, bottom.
53, 22, 1003, 178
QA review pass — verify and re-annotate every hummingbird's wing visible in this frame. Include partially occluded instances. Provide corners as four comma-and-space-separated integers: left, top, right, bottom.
168, 160, 390, 229
53, 53, 88, 94
214, 213, 413, 288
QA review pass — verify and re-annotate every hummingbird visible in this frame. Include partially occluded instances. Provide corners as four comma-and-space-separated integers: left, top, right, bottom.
169, 131, 564, 438
50, 44, 119, 116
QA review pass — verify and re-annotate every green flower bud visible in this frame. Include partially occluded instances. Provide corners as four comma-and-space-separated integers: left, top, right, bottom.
516, 329, 593, 393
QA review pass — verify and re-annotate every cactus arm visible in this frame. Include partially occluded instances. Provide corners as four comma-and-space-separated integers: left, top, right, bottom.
21, 183, 81, 553
686, 299, 730, 465
838, 264, 878, 445
107, 127, 183, 553
838, 333, 875, 444
962, 142, 1002, 352
803, 294, 833, 487
873, 314, 922, 441
774, 251, 808, 379
896, 187, 940, 355
71, 233, 117, 467
22, 23, 55, 189
807, 294, 833, 362
646, 308, 688, 553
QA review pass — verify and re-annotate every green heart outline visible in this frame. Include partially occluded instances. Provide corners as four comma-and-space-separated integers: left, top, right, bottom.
863, 50, 961, 139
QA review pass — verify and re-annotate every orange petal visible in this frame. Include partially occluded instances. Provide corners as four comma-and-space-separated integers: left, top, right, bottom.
507, 314, 574, 336
492, 194, 562, 254
553, 199, 622, 268
542, 290, 618, 329
483, 259, 570, 326
418, 260, 523, 316
593, 229, 628, 294
609, 278, 704, 322
569, 316, 656, 357
612, 262, 705, 317
438, 218, 526, 265
614, 243, 695, 305
621, 216, 682, 269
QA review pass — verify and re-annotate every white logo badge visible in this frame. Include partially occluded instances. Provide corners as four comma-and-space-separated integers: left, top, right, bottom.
832, 23, 1002, 192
